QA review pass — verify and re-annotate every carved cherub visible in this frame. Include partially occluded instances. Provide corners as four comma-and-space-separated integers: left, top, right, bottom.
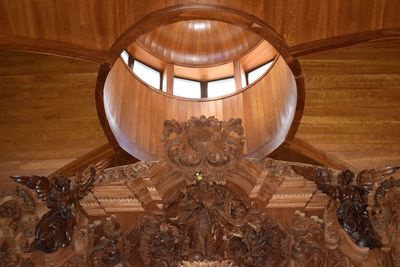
10, 160, 109, 253
291, 165, 400, 249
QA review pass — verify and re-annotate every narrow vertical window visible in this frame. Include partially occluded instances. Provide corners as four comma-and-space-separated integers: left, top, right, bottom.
121, 50, 129, 65
132, 60, 161, 90
247, 61, 274, 85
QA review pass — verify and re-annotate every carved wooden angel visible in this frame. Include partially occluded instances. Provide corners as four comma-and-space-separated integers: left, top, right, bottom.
291, 165, 400, 249
10, 160, 109, 253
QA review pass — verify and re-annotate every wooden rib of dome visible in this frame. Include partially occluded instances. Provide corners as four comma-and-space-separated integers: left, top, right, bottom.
102, 56, 297, 160
134, 20, 263, 67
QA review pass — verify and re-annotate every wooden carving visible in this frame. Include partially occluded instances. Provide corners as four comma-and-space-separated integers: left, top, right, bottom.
163, 116, 244, 183
90, 215, 122, 266
371, 176, 400, 267
292, 165, 400, 249
124, 180, 289, 266
288, 212, 351, 267
10, 160, 109, 253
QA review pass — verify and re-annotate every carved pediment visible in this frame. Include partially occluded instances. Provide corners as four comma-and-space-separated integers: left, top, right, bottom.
163, 116, 244, 183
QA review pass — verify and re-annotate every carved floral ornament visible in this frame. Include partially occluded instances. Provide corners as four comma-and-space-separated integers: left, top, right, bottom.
1, 116, 400, 266
163, 116, 244, 183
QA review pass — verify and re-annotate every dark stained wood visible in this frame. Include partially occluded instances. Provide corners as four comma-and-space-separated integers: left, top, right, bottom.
11, 160, 109, 252
292, 166, 400, 248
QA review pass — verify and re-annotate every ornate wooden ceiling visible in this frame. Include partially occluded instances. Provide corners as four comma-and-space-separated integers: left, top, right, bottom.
0, 3, 399, 262
134, 20, 263, 67
0, 1, 399, 63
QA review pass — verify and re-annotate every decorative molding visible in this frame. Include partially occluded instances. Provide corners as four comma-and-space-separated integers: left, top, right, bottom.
163, 116, 244, 184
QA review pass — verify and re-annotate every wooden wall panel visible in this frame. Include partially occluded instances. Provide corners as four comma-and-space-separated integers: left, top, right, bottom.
0, 1, 399, 62
0, 51, 107, 190
296, 40, 400, 169
103, 56, 296, 160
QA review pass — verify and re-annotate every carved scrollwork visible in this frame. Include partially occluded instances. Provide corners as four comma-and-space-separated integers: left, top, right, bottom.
289, 212, 351, 267
124, 180, 289, 267
163, 116, 244, 182
90, 215, 122, 267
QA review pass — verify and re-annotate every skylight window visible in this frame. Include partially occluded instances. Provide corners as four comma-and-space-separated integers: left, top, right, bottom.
247, 61, 274, 85
121, 50, 129, 64
133, 60, 160, 89
173, 78, 201, 99
207, 77, 236, 98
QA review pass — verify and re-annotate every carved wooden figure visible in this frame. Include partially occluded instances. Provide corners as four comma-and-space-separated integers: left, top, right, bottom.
292, 165, 400, 251
10, 160, 109, 253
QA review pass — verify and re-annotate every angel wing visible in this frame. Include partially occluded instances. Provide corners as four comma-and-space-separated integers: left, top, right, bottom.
290, 164, 320, 181
10, 175, 50, 200
75, 159, 111, 200
357, 166, 400, 185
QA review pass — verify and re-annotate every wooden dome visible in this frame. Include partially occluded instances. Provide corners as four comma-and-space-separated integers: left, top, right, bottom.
134, 20, 263, 67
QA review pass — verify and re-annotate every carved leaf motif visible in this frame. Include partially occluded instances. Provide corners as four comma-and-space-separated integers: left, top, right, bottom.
163, 116, 244, 182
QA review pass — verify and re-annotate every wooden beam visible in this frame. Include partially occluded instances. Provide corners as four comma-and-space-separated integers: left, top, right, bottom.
0, 36, 107, 63
283, 138, 358, 172
290, 28, 400, 58
49, 143, 115, 177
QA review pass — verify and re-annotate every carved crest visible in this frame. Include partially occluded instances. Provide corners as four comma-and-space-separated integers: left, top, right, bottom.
163, 116, 244, 182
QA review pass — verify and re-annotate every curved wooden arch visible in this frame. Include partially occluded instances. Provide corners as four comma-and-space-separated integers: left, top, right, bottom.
106, 4, 292, 66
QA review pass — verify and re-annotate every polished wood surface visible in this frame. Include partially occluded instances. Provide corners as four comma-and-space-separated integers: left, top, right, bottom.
135, 20, 262, 67
1, 1, 399, 63
283, 138, 357, 172
103, 56, 297, 160
240, 40, 277, 71
0, 2, 399, 194
129, 39, 277, 83
0, 51, 107, 190
296, 40, 400, 170
173, 61, 234, 82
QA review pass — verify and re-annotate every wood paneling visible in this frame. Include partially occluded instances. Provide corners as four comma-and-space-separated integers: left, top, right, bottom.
173, 61, 234, 82
240, 40, 277, 71
102, 56, 297, 160
296, 40, 400, 170
0, 51, 107, 190
1, 1, 399, 62
135, 20, 262, 67
130, 39, 276, 82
